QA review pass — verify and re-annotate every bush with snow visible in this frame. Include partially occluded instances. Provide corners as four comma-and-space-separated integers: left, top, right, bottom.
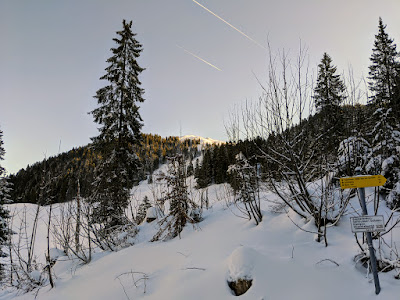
337, 136, 370, 176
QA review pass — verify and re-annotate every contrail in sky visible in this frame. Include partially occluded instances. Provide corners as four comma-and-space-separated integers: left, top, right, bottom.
177, 45, 222, 71
192, 0, 266, 50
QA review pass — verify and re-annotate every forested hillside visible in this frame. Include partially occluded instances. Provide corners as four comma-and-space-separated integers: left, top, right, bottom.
8, 134, 201, 204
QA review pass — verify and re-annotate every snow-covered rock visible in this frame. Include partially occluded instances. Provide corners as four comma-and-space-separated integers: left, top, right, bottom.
145, 206, 162, 222
227, 246, 257, 281
227, 246, 259, 295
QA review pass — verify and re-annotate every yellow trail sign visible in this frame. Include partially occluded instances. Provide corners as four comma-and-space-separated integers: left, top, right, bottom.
340, 175, 387, 189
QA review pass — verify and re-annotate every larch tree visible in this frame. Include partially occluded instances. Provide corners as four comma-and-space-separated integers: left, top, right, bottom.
89, 20, 145, 229
0, 129, 11, 280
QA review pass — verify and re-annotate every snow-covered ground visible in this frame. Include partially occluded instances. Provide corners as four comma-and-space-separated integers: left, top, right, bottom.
179, 134, 225, 146
1, 177, 400, 299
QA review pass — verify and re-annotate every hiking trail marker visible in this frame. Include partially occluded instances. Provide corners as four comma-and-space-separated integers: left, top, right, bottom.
340, 171, 386, 295
340, 175, 386, 189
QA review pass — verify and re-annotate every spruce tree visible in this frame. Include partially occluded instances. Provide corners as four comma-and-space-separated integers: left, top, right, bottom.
0, 129, 11, 280
136, 196, 151, 224
314, 53, 346, 111
368, 17, 400, 109
89, 20, 145, 228
152, 154, 193, 241
167, 154, 189, 238
313, 53, 346, 154
367, 18, 400, 206
227, 152, 262, 225
367, 18, 400, 159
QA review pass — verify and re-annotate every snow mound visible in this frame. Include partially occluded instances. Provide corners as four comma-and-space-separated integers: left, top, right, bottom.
49, 248, 66, 262
146, 207, 158, 219
227, 246, 259, 280
145, 206, 162, 221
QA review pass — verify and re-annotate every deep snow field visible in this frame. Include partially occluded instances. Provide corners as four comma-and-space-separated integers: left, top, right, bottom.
1, 169, 400, 299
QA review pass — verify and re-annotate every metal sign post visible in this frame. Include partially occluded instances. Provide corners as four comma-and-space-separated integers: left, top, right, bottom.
340, 169, 386, 295
357, 178, 381, 295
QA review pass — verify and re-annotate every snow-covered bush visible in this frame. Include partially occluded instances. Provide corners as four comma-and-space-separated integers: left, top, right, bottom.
387, 182, 400, 209
337, 136, 370, 176
91, 221, 138, 251
152, 155, 198, 241
307, 174, 352, 223
189, 207, 202, 223
381, 155, 400, 195
354, 226, 400, 278
227, 152, 262, 225
136, 196, 152, 224
366, 153, 400, 209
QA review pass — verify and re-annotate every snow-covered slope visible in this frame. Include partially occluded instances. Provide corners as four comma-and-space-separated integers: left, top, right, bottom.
179, 134, 225, 145
2, 181, 400, 299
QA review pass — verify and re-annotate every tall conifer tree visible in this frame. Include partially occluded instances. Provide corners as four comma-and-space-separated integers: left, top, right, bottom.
368, 17, 400, 109
367, 18, 400, 158
89, 20, 145, 228
0, 129, 11, 280
366, 18, 400, 197
313, 53, 346, 153
314, 53, 346, 112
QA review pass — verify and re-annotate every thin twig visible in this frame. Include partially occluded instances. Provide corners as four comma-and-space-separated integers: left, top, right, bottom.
316, 259, 339, 267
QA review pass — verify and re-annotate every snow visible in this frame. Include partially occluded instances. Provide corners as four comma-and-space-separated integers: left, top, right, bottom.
179, 134, 225, 145
28, 270, 42, 283
2, 174, 400, 299
227, 246, 257, 281
49, 248, 65, 262
145, 206, 161, 220
382, 155, 395, 172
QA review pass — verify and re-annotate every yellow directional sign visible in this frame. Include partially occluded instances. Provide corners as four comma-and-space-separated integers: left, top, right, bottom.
340, 175, 387, 189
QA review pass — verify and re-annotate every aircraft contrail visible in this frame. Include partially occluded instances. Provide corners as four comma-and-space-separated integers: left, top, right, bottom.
192, 0, 266, 50
177, 45, 222, 71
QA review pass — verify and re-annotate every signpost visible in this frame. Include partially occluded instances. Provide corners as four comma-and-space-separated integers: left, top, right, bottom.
350, 215, 385, 233
340, 175, 386, 189
340, 170, 386, 295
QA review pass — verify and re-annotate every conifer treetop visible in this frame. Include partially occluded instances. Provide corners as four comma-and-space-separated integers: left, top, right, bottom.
90, 19, 145, 148
368, 17, 400, 106
313, 52, 346, 112
0, 129, 6, 177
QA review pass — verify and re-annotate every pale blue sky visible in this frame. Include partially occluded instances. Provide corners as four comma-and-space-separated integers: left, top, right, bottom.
1, 0, 400, 174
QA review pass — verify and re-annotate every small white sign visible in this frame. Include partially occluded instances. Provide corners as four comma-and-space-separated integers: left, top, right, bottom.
350, 215, 385, 233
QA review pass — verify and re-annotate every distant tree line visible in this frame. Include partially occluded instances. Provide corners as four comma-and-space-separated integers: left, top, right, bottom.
8, 134, 200, 205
